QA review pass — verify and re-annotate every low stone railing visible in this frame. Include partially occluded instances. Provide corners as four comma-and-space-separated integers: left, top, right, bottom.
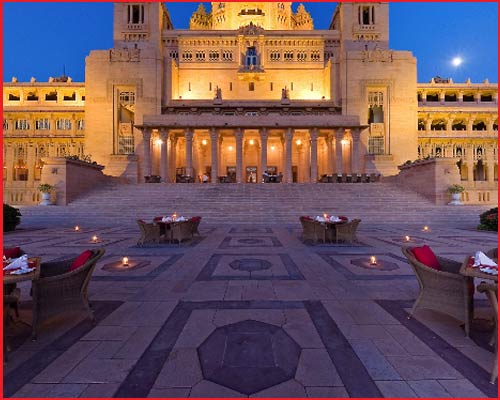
391, 157, 497, 205
39, 157, 110, 205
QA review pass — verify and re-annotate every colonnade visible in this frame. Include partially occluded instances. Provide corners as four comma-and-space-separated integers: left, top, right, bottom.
139, 126, 364, 183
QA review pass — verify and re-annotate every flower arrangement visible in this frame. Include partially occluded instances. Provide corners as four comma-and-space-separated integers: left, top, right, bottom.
38, 183, 54, 193
447, 184, 465, 194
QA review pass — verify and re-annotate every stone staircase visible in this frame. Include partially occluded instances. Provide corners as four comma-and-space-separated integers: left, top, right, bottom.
15, 182, 493, 228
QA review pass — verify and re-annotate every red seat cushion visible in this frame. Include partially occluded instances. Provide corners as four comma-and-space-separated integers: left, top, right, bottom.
69, 250, 93, 272
339, 216, 348, 221
411, 245, 441, 270
137, 219, 146, 224
4, 247, 22, 259
191, 216, 201, 222
301, 216, 312, 220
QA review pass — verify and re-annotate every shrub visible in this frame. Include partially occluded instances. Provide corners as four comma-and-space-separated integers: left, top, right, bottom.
478, 207, 498, 232
38, 183, 54, 193
3, 203, 22, 232
447, 184, 465, 194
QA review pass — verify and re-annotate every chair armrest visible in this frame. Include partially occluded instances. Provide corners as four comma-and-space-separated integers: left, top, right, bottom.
436, 256, 462, 274
40, 259, 74, 278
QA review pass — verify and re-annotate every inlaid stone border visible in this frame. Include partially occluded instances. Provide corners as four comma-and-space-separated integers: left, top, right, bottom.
377, 299, 497, 398
195, 253, 305, 281
318, 252, 415, 280
3, 301, 123, 398
92, 254, 184, 282
114, 300, 381, 398
228, 227, 274, 234
219, 236, 283, 248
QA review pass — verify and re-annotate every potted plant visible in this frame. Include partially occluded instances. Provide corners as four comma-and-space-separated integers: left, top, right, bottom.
38, 183, 54, 206
447, 184, 465, 206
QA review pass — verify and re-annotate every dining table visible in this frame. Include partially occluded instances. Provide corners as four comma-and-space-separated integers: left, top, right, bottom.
3, 257, 42, 286
459, 255, 498, 283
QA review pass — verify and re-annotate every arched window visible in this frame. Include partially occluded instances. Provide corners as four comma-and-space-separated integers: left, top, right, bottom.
418, 120, 425, 131
452, 120, 466, 131
473, 121, 486, 131
431, 119, 446, 131
246, 47, 257, 68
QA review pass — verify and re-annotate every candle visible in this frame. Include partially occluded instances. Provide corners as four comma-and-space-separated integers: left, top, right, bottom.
74, 225, 80, 231
92, 235, 98, 243
323, 213, 328, 219
122, 257, 129, 267
370, 256, 377, 265
423, 226, 429, 232
172, 213, 177, 221
405, 235, 411, 242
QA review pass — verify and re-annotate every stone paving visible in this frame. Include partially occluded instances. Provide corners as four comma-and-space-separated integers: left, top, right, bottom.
3, 218, 498, 398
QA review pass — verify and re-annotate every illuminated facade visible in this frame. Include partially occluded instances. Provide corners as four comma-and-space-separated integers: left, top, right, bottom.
3, 2, 498, 205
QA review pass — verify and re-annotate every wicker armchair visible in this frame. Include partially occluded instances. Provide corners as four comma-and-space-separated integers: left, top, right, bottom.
3, 288, 21, 361
299, 217, 326, 243
190, 216, 202, 237
335, 219, 361, 244
137, 219, 161, 245
401, 246, 473, 337
171, 220, 193, 245
31, 248, 105, 339
477, 282, 498, 384
486, 248, 498, 262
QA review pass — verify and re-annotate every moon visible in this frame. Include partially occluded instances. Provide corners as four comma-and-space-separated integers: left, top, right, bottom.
452, 57, 463, 67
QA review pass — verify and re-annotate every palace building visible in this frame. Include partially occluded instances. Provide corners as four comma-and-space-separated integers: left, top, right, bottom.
3, 2, 498, 205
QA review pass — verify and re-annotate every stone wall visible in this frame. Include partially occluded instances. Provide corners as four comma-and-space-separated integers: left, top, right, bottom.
39, 157, 110, 205
393, 157, 497, 205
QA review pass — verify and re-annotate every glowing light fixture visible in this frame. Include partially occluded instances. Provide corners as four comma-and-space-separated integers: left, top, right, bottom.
201, 139, 208, 145
155, 139, 163, 146
295, 139, 302, 145
122, 257, 129, 267
249, 139, 255, 145
370, 256, 378, 266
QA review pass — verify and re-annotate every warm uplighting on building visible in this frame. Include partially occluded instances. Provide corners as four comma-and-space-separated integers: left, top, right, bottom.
270, 145, 276, 151
228, 145, 233, 151
370, 256, 378, 265
155, 139, 163, 146
122, 257, 129, 267
341, 139, 349, 145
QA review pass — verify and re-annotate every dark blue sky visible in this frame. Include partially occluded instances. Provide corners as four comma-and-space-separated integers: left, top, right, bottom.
3, 2, 498, 84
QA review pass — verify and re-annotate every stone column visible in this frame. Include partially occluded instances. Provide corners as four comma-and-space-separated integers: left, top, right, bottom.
335, 128, 344, 175
210, 128, 219, 184
309, 128, 318, 183
235, 128, 243, 184
327, 133, 334, 174
185, 128, 193, 179
159, 128, 169, 182
351, 128, 361, 175
466, 144, 474, 182
5, 144, 14, 184
285, 128, 293, 183
169, 133, 177, 182
142, 128, 152, 179
259, 128, 269, 182
486, 146, 495, 182
27, 142, 36, 185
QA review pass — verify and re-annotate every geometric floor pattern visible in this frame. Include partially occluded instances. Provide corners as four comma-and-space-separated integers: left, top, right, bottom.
3, 219, 498, 398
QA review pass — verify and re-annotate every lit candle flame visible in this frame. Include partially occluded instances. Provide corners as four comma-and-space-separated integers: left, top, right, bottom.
92, 235, 98, 242
423, 226, 429, 231
405, 235, 410, 242
122, 257, 129, 266
370, 256, 377, 265
74, 225, 80, 231
323, 213, 328, 219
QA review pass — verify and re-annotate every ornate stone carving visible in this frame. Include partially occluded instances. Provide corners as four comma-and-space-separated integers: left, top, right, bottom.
362, 48, 393, 63
110, 48, 141, 62
238, 22, 264, 35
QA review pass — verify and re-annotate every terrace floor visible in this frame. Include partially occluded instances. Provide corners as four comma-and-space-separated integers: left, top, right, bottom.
3, 217, 498, 398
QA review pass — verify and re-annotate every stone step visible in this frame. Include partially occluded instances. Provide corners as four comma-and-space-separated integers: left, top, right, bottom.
16, 182, 491, 229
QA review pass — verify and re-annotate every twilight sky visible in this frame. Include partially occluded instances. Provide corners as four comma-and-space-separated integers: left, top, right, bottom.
2, 1, 498, 84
